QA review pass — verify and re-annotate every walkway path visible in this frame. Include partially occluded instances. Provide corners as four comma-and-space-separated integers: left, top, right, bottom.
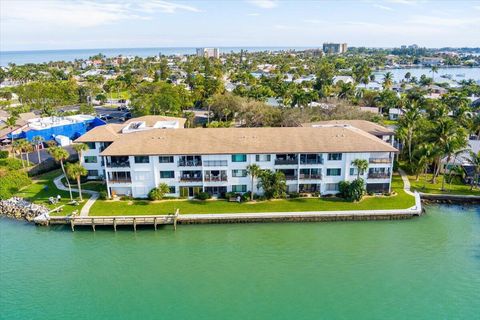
398, 168, 415, 196
53, 175, 99, 217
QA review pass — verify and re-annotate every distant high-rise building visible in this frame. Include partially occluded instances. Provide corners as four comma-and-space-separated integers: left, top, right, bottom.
322, 43, 348, 54
196, 48, 220, 59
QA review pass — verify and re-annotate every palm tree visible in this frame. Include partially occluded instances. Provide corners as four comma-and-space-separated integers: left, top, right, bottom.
430, 66, 438, 82
382, 72, 394, 90
246, 164, 262, 201
351, 159, 368, 179
12, 140, 24, 166
404, 72, 411, 82
5, 116, 17, 155
48, 146, 73, 200
466, 151, 480, 190
397, 101, 421, 164
66, 162, 87, 201
72, 143, 88, 161
32, 136, 44, 163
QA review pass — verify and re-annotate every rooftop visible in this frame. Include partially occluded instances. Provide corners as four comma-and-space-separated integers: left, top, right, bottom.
98, 126, 397, 156
301, 120, 394, 137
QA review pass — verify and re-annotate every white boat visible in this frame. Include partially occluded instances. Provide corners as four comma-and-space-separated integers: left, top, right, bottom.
456, 73, 465, 77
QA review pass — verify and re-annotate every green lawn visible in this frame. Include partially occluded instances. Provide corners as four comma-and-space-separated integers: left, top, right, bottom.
89, 175, 415, 216
408, 173, 480, 196
61, 177, 106, 193
16, 170, 88, 216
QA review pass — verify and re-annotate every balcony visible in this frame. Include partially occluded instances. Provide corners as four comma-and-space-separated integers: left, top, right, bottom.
180, 176, 203, 182
203, 160, 228, 167
204, 175, 228, 182
369, 158, 391, 164
107, 161, 130, 168
285, 175, 298, 180
299, 174, 322, 180
109, 178, 132, 184
275, 159, 298, 165
368, 173, 390, 179
178, 160, 202, 167
300, 159, 323, 165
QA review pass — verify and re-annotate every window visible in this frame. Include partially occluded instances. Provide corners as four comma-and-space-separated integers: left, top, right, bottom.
232, 169, 247, 177
255, 154, 271, 162
134, 156, 150, 164
159, 156, 174, 163
232, 185, 247, 193
168, 186, 176, 193
87, 170, 98, 176
328, 153, 342, 161
325, 183, 339, 191
231, 154, 247, 162
84, 156, 97, 164
86, 142, 96, 149
160, 171, 175, 179
326, 168, 341, 176
350, 168, 357, 176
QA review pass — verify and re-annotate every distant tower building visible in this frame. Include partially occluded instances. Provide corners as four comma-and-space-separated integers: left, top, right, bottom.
322, 43, 348, 54
196, 48, 220, 59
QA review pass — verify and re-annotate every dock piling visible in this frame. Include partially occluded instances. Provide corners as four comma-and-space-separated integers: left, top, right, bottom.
113, 217, 117, 232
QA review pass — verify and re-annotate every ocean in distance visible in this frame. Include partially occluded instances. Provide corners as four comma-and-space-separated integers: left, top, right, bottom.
0, 46, 312, 66
1, 204, 479, 320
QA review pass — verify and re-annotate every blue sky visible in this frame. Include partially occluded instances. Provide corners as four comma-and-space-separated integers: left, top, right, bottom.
1, 0, 480, 51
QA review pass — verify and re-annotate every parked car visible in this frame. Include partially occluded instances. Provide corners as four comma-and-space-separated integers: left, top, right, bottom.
117, 105, 131, 111
99, 114, 113, 121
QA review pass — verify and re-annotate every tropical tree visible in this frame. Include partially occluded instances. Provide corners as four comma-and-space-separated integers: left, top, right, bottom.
66, 162, 87, 201
466, 151, 480, 190
397, 101, 422, 163
382, 72, 394, 90
430, 66, 438, 82
246, 164, 262, 201
48, 146, 73, 200
12, 140, 24, 166
258, 170, 287, 199
5, 116, 17, 155
32, 136, 44, 163
72, 143, 88, 161
351, 159, 368, 179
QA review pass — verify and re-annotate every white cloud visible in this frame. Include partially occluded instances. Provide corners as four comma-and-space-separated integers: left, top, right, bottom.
387, 0, 417, 5
0, 0, 202, 29
373, 4, 394, 11
407, 15, 480, 27
474, 5, 480, 10
247, 0, 277, 9
138, 0, 202, 13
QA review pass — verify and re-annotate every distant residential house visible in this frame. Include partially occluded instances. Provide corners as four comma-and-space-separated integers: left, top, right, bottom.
357, 82, 382, 91
420, 57, 444, 66
360, 107, 380, 114
332, 76, 354, 85
389, 108, 403, 120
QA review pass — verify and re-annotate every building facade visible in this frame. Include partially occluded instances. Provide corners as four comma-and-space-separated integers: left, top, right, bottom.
322, 43, 348, 54
196, 48, 220, 59
77, 120, 396, 199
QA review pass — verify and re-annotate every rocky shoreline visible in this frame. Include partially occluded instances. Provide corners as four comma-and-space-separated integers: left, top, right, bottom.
0, 197, 49, 222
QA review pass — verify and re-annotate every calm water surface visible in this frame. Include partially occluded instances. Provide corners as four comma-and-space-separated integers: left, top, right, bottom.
1, 205, 479, 320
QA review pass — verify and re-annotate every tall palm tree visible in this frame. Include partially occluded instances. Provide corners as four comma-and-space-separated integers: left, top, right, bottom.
397, 101, 421, 164
351, 159, 368, 179
48, 146, 73, 200
382, 72, 394, 90
12, 140, 24, 166
72, 143, 89, 161
246, 164, 262, 201
31, 136, 44, 163
66, 162, 87, 201
430, 66, 438, 82
466, 151, 480, 190
5, 116, 18, 155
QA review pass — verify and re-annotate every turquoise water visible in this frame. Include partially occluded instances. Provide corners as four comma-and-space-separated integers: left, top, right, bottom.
1, 205, 479, 319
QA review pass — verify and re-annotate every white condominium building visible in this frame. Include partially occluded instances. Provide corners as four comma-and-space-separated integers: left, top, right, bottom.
76, 116, 397, 198
196, 47, 220, 59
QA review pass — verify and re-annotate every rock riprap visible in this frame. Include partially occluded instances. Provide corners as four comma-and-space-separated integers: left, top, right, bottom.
0, 197, 49, 221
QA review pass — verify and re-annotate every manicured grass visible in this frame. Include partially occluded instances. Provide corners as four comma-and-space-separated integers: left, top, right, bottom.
89, 175, 415, 216
408, 173, 480, 196
16, 170, 88, 216
61, 177, 106, 193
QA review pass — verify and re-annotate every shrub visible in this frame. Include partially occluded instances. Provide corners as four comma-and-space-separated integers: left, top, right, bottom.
241, 191, 251, 202
0, 158, 23, 170
99, 190, 108, 200
288, 192, 300, 198
0, 170, 31, 199
0, 150, 8, 159
258, 170, 287, 199
195, 192, 211, 200
120, 195, 133, 201
148, 183, 171, 200
338, 179, 365, 202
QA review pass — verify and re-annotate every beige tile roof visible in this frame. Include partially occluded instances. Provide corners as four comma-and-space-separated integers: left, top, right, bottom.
301, 120, 393, 136
124, 115, 186, 128
100, 126, 397, 156
75, 124, 123, 142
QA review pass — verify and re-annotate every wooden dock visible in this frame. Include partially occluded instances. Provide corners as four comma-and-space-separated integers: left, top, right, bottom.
37, 210, 180, 232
